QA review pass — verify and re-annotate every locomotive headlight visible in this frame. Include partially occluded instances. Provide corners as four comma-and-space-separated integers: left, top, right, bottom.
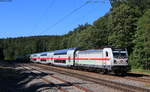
120, 60, 123, 63
114, 60, 117, 64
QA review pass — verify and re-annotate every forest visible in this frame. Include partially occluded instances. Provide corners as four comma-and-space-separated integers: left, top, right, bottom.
0, 0, 150, 70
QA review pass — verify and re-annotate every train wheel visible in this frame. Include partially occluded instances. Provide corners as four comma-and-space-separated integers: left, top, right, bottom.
120, 72, 127, 76
101, 69, 108, 74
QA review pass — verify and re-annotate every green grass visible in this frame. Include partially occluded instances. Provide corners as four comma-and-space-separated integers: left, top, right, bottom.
131, 68, 150, 74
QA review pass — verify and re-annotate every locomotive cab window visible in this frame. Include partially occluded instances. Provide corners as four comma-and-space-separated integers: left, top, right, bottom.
106, 51, 108, 57
113, 52, 127, 58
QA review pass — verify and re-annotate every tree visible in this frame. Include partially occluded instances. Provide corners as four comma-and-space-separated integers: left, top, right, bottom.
94, 14, 111, 46
130, 9, 150, 69
127, 0, 150, 13
108, 4, 140, 53
0, 39, 4, 60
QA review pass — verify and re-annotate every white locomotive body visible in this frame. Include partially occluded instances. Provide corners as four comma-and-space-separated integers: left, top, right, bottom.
75, 48, 113, 70
74, 48, 129, 73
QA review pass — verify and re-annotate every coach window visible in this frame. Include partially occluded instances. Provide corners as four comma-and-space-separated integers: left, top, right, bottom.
41, 59, 46, 61
106, 51, 108, 57
41, 54, 47, 56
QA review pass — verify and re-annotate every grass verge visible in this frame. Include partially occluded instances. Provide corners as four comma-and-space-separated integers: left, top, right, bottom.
131, 68, 150, 74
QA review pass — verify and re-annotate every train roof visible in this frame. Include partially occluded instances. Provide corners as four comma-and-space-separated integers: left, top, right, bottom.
40, 51, 53, 54
31, 51, 52, 55
78, 49, 103, 54
112, 48, 127, 51
54, 48, 77, 55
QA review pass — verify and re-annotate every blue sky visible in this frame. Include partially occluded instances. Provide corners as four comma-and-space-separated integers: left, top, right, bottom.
0, 0, 111, 38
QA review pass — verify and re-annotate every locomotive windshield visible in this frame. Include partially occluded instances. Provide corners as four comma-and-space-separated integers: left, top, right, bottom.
113, 53, 127, 58
112, 48, 128, 58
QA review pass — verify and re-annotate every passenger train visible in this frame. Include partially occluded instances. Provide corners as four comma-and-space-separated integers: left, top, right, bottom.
30, 48, 130, 74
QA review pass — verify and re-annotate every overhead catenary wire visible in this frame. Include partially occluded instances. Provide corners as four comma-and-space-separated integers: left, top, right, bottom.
40, 0, 107, 35
38, 0, 106, 35
31, 0, 55, 35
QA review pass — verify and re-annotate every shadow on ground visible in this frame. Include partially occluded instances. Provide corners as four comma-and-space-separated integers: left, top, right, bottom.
0, 61, 87, 92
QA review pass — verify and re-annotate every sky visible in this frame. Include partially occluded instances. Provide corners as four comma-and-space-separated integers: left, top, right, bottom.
0, 0, 111, 38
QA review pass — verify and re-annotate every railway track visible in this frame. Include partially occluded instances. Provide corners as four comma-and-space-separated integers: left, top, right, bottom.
35, 62, 150, 85
28, 63, 150, 92
123, 76, 150, 84
21, 65, 94, 92
30, 63, 150, 84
